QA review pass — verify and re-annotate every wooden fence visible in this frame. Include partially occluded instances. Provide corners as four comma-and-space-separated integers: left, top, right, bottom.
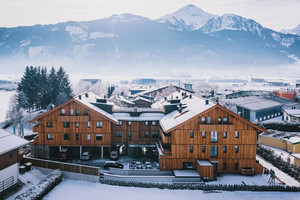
23, 157, 99, 176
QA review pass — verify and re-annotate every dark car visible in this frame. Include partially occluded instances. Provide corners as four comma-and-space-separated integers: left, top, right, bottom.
104, 161, 124, 170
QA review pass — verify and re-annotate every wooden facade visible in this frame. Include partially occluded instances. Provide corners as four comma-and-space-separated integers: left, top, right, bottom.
157, 104, 265, 177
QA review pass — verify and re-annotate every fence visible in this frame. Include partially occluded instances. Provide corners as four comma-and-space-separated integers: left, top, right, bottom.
23, 157, 99, 176
0, 176, 14, 194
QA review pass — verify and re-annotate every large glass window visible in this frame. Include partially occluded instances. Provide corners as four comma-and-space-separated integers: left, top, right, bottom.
202, 131, 206, 138
96, 121, 103, 128
47, 134, 53, 140
96, 134, 103, 140
210, 146, 218, 157
63, 122, 70, 128
116, 131, 122, 137
64, 134, 70, 140
190, 131, 194, 138
211, 131, 218, 143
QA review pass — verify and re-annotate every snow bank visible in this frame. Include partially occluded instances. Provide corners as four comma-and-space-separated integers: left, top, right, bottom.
15, 169, 62, 200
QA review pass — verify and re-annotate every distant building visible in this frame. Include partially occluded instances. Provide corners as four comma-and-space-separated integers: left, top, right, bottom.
226, 96, 282, 122
225, 90, 272, 99
250, 78, 265, 83
268, 96, 300, 109
275, 90, 296, 101
132, 78, 156, 85
259, 131, 300, 153
0, 129, 29, 196
183, 83, 193, 92
132, 96, 152, 108
283, 109, 300, 123
129, 86, 148, 95
81, 79, 101, 85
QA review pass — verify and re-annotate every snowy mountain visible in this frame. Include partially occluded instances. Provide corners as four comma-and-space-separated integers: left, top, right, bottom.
158, 4, 218, 31
281, 24, 300, 36
0, 4, 299, 75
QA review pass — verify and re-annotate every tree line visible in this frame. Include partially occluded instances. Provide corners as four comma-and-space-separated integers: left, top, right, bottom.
17, 66, 73, 110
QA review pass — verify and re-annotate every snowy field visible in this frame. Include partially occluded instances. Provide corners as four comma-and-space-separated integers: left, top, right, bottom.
261, 145, 295, 164
44, 179, 300, 200
0, 90, 15, 123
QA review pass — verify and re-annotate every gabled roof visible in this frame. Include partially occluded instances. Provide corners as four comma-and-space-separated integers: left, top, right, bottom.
284, 109, 300, 118
0, 129, 29, 155
30, 93, 117, 123
156, 91, 267, 133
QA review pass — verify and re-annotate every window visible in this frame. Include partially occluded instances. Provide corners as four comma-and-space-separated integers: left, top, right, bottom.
190, 131, 194, 138
128, 131, 132, 137
75, 122, 79, 128
63, 122, 70, 128
182, 162, 193, 170
145, 121, 149, 126
61, 109, 65, 115
96, 134, 103, 140
84, 109, 88, 116
235, 146, 239, 153
218, 117, 222, 124
96, 121, 103, 128
152, 132, 158, 138
202, 146, 206, 153
64, 134, 70, 140
235, 162, 239, 170
87, 121, 91, 128
202, 131, 206, 138
76, 134, 79, 140
46, 122, 53, 128
152, 121, 157, 126
235, 131, 239, 138
70, 109, 74, 115
211, 131, 218, 143
223, 131, 227, 138
223, 145, 227, 153
128, 121, 131, 126
75, 109, 79, 116
116, 131, 122, 137
47, 134, 53, 140
145, 131, 149, 138
201, 116, 206, 124
210, 146, 218, 157
207, 117, 211, 124
117, 121, 122, 125
9, 152, 13, 158
87, 134, 91, 140
189, 145, 193, 153
222, 162, 226, 170
224, 117, 228, 124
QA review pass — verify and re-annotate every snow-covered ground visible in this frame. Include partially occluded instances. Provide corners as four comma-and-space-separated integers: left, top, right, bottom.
0, 90, 15, 123
261, 145, 294, 164
208, 174, 275, 186
5, 124, 35, 137
6, 167, 46, 200
256, 155, 300, 187
44, 179, 299, 200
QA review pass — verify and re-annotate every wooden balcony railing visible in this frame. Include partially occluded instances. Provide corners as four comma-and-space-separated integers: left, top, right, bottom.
57, 115, 89, 122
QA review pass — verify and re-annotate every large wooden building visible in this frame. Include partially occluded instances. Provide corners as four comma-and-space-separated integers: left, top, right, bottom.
30, 91, 265, 179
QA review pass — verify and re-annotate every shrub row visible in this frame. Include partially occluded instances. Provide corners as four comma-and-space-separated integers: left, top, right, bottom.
15, 169, 62, 200
257, 145, 300, 182
100, 179, 300, 192
256, 122, 300, 132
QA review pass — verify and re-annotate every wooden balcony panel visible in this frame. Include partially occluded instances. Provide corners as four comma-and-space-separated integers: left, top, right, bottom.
57, 115, 89, 122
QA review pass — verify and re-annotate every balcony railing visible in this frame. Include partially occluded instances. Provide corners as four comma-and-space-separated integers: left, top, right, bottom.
156, 140, 171, 156
57, 115, 89, 122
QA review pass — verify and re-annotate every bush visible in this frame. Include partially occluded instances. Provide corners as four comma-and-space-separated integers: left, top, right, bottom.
99, 179, 300, 192
15, 169, 62, 200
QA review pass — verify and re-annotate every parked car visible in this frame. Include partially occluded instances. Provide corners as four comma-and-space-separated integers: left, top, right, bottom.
110, 151, 119, 160
145, 164, 152, 169
81, 152, 91, 160
135, 161, 142, 169
58, 148, 70, 161
104, 161, 124, 170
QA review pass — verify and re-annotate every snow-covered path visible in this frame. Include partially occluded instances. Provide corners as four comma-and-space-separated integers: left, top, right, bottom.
256, 155, 300, 187
44, 179, 299, 200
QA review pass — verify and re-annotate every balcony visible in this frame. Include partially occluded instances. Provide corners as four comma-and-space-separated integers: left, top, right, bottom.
156, 140, 171, 156
128, 139, 157, 146
57, 115, 89, 122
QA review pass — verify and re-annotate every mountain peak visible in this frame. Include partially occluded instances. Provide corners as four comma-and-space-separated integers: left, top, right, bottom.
158, 4, 218, 30
281, 24, 300, 36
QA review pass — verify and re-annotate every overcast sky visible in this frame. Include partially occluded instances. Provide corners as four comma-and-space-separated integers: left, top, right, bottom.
0, 0, 299, 31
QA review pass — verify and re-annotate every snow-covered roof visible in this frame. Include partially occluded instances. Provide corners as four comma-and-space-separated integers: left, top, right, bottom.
0, 129, 29, 155
284, 136, 300, 144
109, 95, 135, 105
226, 96, 282, 111
75, 92, 118, 123
132, 96, 152, 103
113, 112, 165, 121
155, 91, 216, 132
292, 153, 300, 160
284, 109, 300, 118
197, 160, 213, 166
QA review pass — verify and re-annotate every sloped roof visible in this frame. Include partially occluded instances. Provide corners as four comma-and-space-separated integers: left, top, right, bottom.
284, 109, 300, 117
0, 129, 29, 155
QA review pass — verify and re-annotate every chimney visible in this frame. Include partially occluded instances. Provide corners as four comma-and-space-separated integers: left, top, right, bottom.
189, 94, 192, 99
85, 93, 89, 98
205, 99, 209, 105
164, 97, 167, 101
79, 95, 81, 100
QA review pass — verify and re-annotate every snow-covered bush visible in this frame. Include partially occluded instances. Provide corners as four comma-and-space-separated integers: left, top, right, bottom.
15, 169, 62, 200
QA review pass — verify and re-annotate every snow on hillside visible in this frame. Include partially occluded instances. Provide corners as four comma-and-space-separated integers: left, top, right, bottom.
158, 4, 218, 30
0, 90, 15, 123
44, 179, 300, 200
200, 14, 263, 36
281, 24, 300, 36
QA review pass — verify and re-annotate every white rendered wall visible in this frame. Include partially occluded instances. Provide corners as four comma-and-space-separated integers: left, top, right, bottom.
0, 163, 19, 186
